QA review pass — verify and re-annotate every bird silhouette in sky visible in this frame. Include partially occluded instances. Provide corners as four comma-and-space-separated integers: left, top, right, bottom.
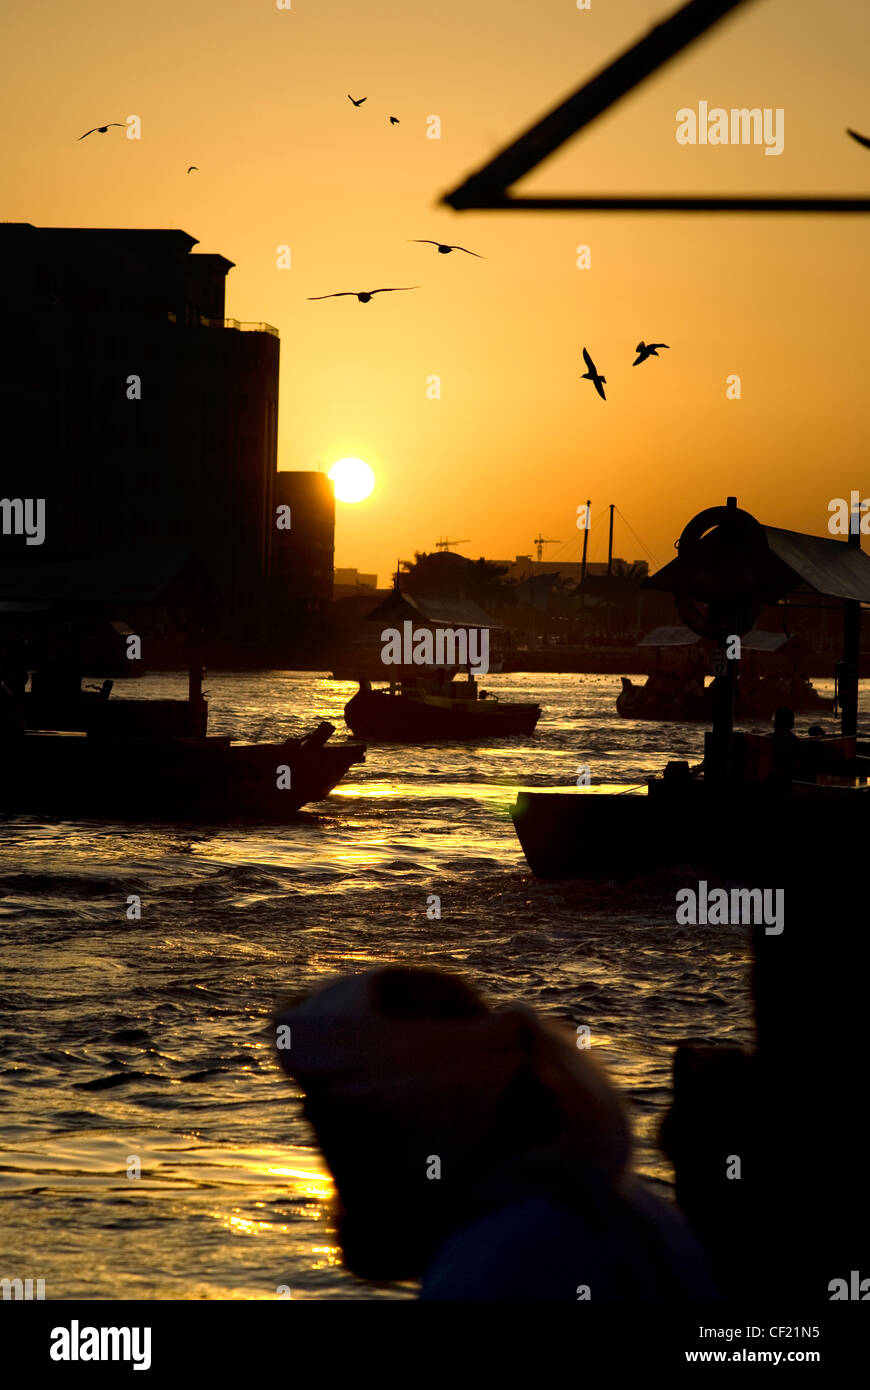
633, 341, 670, 365
581, 348, 607, 401
78, 123, 124, 140
410, 240, 485, 258
187, 165, 199, 173
308, 287, 420, 303
348, 95, 367, 107
846, 128, 870, 150
389, 116, 400, 124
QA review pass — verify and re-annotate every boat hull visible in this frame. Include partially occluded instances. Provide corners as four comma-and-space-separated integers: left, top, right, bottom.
511, 780, 870, 879
616, 679, 832, 723
0, 724, 366, 822
344, 689, 541, 741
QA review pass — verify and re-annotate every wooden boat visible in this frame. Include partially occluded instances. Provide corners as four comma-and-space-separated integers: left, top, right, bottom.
344, 674, 541, 742
2, 663, 364, 821
616, 673, 831, 722
1, 719, 365, 821
616, 625, 831, 722
21, 681, 206, 739
616, 675, 709, 721
512, 499, 870, 878
512, 744, 870, 879
336, 581, 540, 739
0, 554, 367, 819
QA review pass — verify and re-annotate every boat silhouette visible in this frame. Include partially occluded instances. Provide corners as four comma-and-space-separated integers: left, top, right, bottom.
344, 671, 540, 742
0, 552, 365, 821
512, 499, 870, 878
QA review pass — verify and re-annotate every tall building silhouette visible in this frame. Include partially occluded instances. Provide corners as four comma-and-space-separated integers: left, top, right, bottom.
1, 223, 333, 649
272, 471, 335, 615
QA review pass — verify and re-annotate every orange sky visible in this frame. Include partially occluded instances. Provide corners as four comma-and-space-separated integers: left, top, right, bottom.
4, 0, 870, 582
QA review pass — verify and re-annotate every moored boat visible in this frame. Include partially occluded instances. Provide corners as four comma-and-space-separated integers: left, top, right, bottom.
1, 718, 364, 821
616, 625, 832, 722
512, 499, 870, 878
344, 674, 541, 741
511, 750, 870, 879
0, 553, 366, 820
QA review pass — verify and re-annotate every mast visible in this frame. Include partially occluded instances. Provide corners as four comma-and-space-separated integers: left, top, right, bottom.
580, 498, 591, 580
840, 495, 862, 737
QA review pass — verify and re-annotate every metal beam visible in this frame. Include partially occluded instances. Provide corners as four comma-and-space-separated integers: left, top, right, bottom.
441, 0, 870, 215
446, 196, 870, 213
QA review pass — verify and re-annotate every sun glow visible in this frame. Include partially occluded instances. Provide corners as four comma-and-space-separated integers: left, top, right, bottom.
328, 457, 375, 504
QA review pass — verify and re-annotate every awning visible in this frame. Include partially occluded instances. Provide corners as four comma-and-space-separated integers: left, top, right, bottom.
762, 527, 870, 603
646, 524, 870, 604
638, 623, 788, 651
365, 590, 499, 629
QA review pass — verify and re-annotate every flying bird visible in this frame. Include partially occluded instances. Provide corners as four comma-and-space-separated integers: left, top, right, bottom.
581, 347, 607, 401
348, 95, 367, 107
78, 123, 124, 140
633, 340, 670, 365
187, 165, 199, 173
389, 116, 400, 125
846, 128, 870, 150
307, 287, 420, 304
410, 240, 485, 258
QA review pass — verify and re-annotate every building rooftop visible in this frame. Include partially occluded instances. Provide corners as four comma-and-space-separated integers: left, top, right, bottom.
1, 222, 230, 264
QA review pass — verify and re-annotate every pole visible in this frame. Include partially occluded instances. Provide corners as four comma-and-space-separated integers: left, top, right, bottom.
580, 498, 591, 580
607, 504, 615, 576
840, 497, 862, 738
187, 640, 205, 737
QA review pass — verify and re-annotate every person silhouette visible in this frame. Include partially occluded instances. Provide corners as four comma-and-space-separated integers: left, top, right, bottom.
274, 967, 717, 1299
769, 705, 801, 784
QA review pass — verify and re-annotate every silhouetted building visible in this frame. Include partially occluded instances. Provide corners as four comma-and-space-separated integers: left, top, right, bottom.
272, 472, 334, 617
334, 568, 378, 599
1, 223, 313, 649
508, 556, 648, 583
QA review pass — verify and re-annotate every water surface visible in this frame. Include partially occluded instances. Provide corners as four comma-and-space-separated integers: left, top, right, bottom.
0, 671, 854, 1299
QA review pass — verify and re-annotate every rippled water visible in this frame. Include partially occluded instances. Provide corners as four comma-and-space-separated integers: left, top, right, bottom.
0, 671, 857, 1299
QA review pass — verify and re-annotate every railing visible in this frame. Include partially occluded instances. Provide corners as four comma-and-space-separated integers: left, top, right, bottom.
166, 312, 279, 337
222, 318, 279, 337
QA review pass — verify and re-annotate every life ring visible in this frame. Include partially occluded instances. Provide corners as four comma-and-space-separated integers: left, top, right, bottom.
675, 505, 769, 640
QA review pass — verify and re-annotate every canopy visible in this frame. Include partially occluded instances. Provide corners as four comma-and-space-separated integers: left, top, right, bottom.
365, 590, 499, 630
646, 524, 870, 604
638, 624, 788, 651
762, 526, 870, 603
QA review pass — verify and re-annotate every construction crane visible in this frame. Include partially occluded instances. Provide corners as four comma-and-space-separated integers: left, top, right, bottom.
533, 534, 560, 562
435, 537, 470, 552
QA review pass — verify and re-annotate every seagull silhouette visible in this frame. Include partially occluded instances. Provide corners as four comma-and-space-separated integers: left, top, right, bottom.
581, 347, 607, 401
410, 240, 485, 258
78, 123, 125, 140
847, 128, 870, 150
348, 95, 367, 107
187, 165, 199, 173
308, 287, 420, 304
389, 116, 400, 125
633, 341, 670, 365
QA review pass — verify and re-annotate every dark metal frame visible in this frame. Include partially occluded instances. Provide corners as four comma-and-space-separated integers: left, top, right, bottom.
442, 0, 870, 214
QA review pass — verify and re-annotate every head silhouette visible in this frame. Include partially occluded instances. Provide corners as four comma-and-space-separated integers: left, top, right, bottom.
274, 967, 631, 1280
773, 706, 794, 733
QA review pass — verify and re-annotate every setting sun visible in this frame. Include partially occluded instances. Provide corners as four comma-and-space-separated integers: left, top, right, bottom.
328, 457, 375, 504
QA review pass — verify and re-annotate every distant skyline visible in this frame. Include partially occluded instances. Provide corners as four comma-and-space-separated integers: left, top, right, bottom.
5, 0, 870, 581
333, 540, 650, 590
